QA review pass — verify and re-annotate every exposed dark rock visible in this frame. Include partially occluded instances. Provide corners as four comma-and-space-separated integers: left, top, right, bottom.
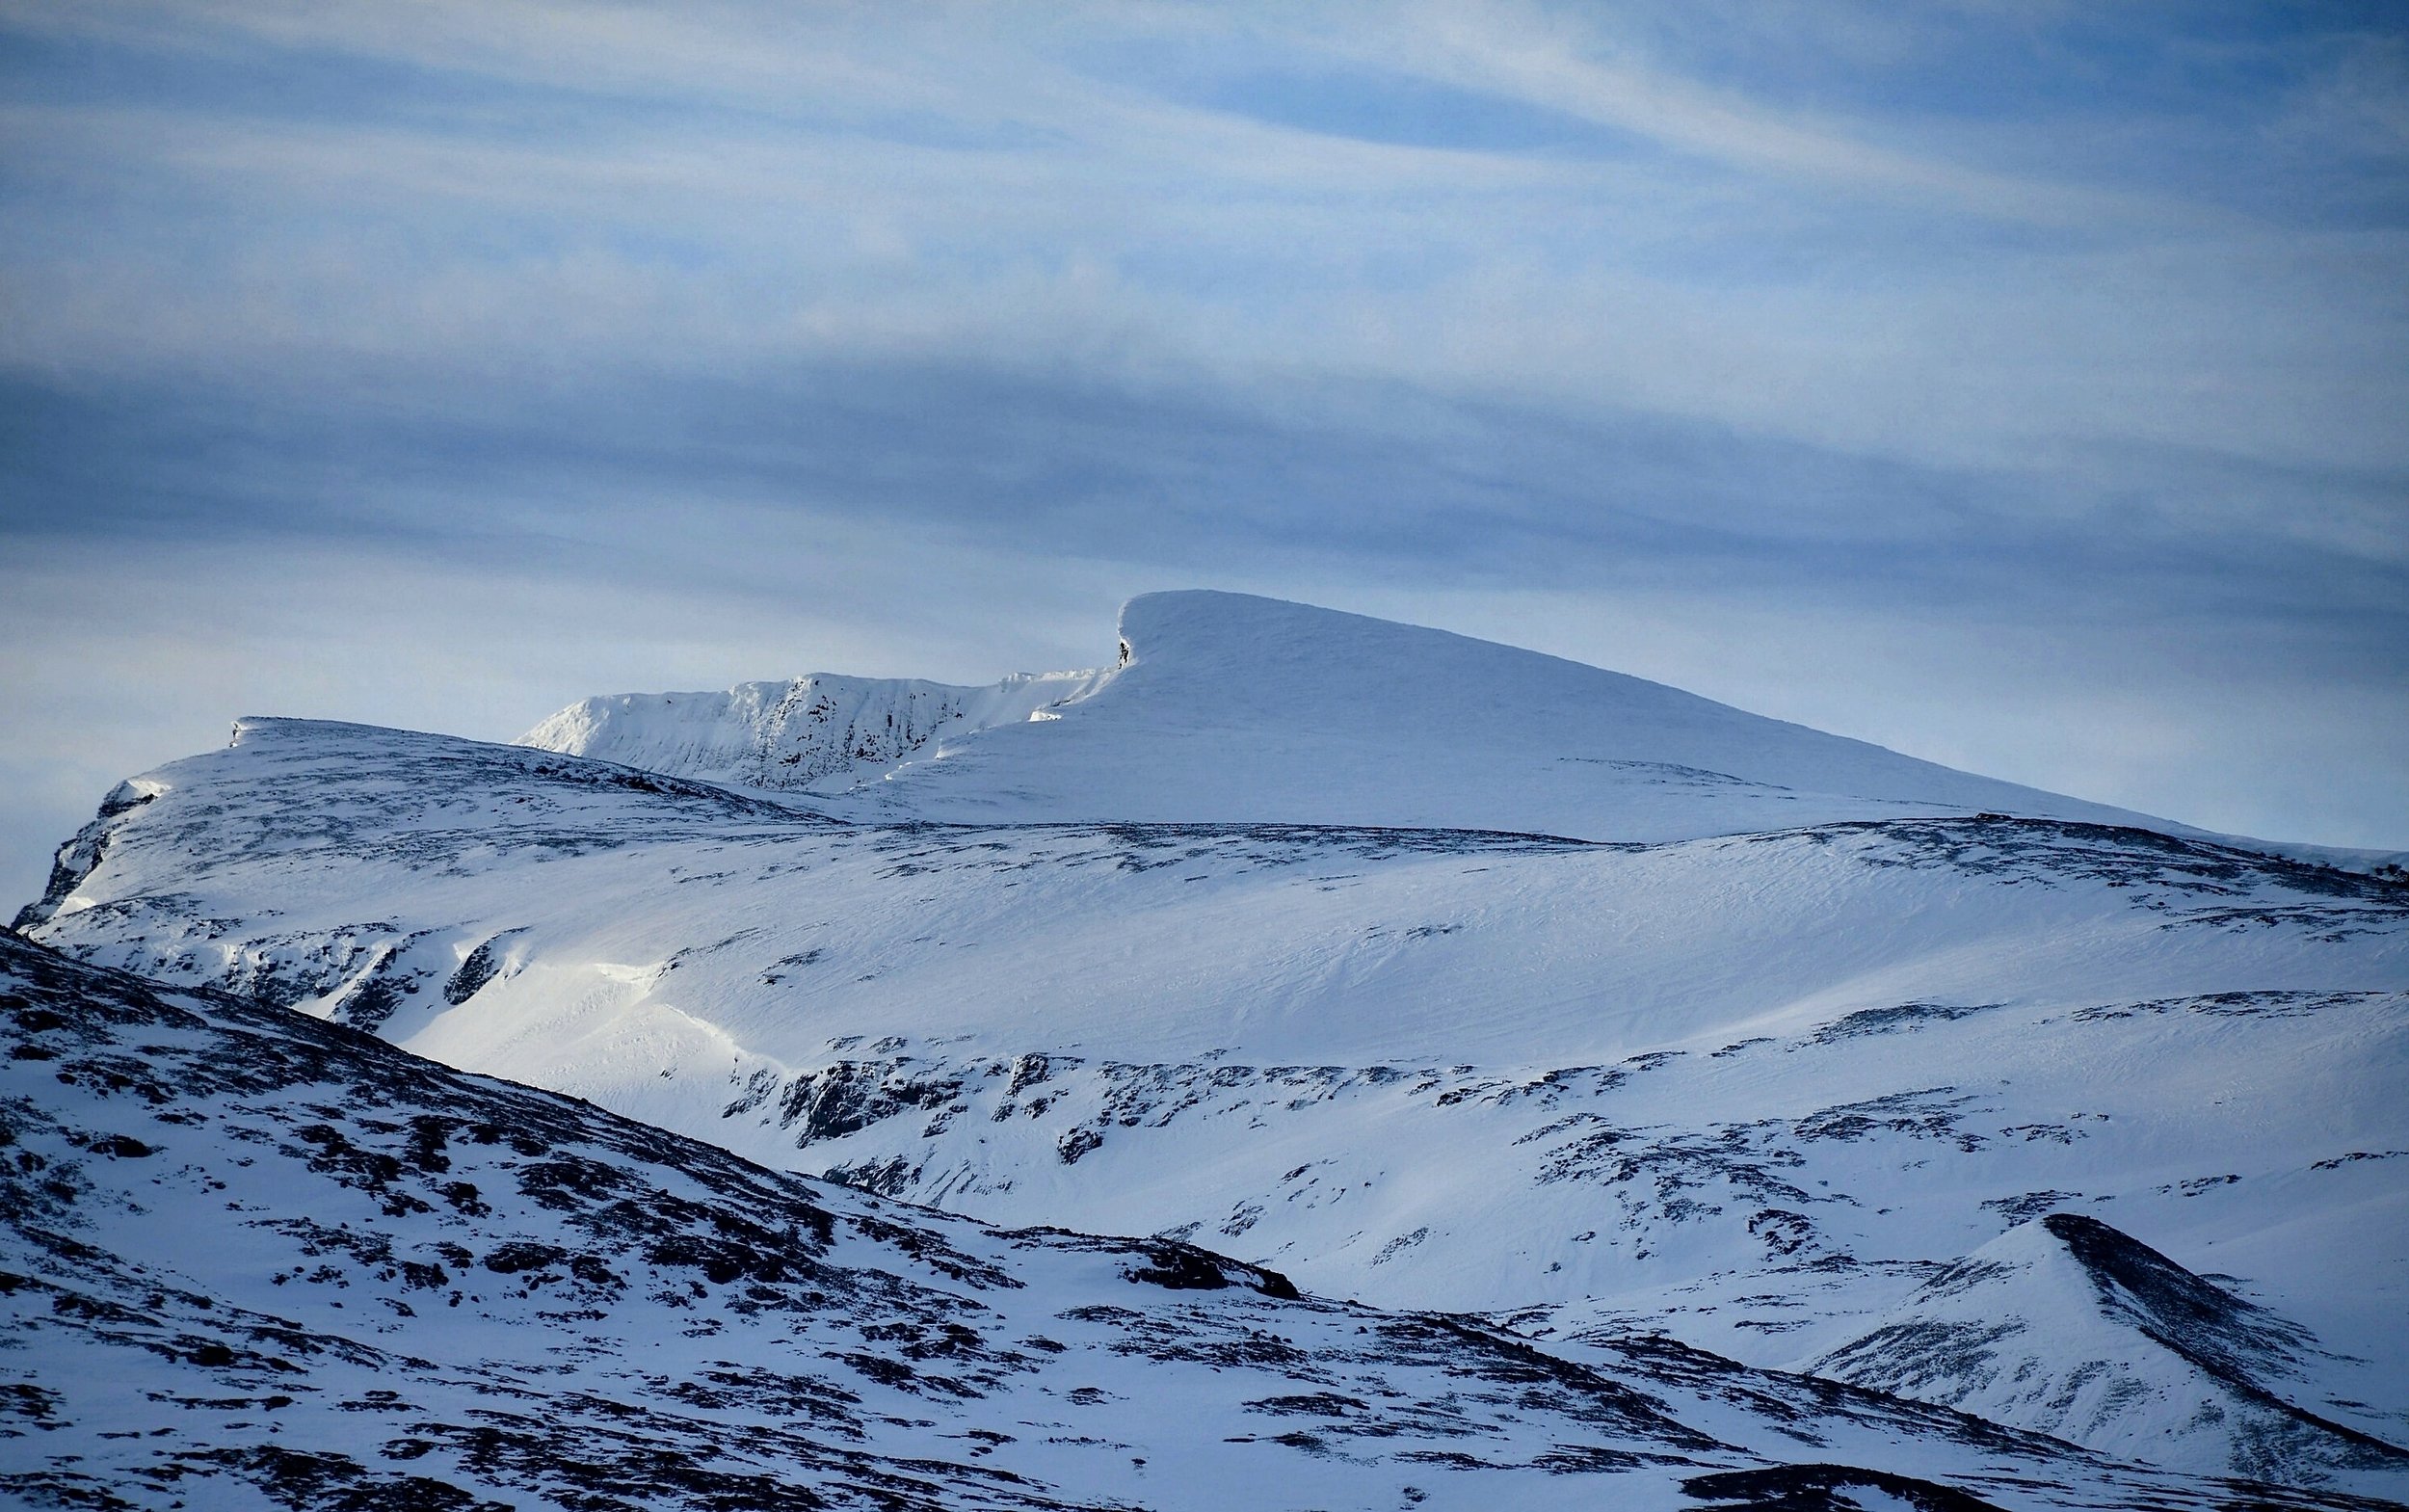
1682, 1462, 2006, 1511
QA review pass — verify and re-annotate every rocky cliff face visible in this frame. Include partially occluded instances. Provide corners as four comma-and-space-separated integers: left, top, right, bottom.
12, 778, 158, 932
520, 667, 1112, 793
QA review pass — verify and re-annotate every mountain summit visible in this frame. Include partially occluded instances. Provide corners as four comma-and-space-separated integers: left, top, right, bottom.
17, 589, 2407, 1502
523, 590, 2172, 842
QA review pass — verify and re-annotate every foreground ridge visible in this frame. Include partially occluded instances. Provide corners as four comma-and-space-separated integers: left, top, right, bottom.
13, 929, 2387, 1510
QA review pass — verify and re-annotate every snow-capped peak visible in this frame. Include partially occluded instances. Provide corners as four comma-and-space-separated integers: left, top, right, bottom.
523, 589, 2180, 841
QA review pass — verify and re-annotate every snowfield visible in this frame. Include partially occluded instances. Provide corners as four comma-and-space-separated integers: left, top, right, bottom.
524, 590, 2192, 840
1813, 1213, 2409, 1487
13, 590, 2408, 1502
4, 932, 2396, 1511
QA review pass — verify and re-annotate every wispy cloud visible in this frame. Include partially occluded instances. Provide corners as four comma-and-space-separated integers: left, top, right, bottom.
1344, 1, 2184, 225
1, 0, 2404, 903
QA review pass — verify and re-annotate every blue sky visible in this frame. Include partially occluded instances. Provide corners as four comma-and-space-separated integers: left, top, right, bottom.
3, 0, 2405, 901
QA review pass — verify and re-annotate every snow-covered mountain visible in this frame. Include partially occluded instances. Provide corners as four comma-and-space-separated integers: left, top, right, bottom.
521, 590, 2195, 841
519, 667, 1112, 795
16, 591, 2409, 1499
13, 930, 2349, 1512
1814, 1213, 2409, 1486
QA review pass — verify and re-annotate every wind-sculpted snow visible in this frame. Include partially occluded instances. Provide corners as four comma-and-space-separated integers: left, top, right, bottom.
16, 933, 2375, 1511
519, 668, 1113, 795
526, 590, 2209, 843
24, 713, 2409, 1491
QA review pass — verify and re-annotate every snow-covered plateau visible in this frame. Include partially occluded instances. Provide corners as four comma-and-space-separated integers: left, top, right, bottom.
12, 590, 2407, 1507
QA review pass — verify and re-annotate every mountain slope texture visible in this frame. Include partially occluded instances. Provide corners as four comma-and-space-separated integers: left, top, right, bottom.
1815, 1212, 2409, 1485
17, 930, 2374, 1511
523, 591, 2192, 840
14, 590, 2408, 1504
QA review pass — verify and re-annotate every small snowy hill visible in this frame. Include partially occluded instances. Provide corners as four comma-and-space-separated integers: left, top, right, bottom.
8, 930, 2332, 1512
1814, 1213, 2409, 1486
521, 590, 2182, 842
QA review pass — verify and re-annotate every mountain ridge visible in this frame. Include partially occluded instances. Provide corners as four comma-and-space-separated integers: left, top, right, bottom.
16, 926, 2364, 1511
518, 590, 2182, 843
1814, 1212, 2409, 1484
14, 590, 2409, 1497
21, 711, 2408, 1492
514, 591, 2408, 876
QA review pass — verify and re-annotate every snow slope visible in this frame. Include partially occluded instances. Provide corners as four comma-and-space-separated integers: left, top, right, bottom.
519, 668, 1111, 795
1814, 1213, 2409, 1486
522, 590, 2196, 842
11, 930, 2345, 1512
23, 712, 2409, 1491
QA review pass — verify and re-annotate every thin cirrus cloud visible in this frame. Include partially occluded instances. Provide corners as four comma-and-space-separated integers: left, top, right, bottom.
0, 0, 2405, 910
1341, 8, 2183, 225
